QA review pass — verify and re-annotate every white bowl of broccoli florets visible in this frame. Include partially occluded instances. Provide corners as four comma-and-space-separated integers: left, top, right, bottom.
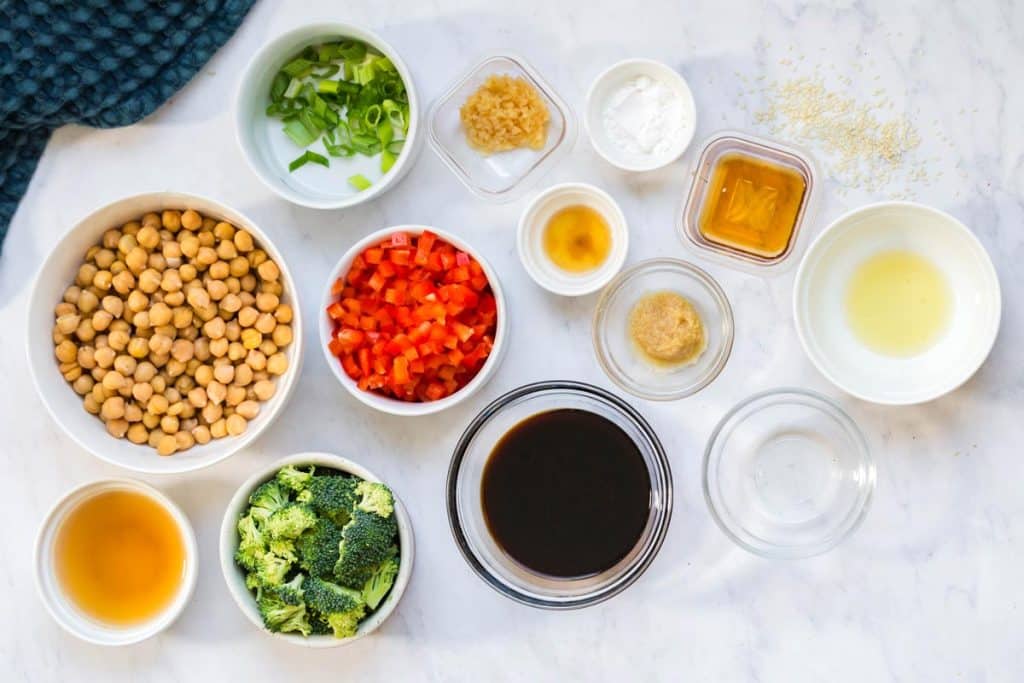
219, 452, 413, 646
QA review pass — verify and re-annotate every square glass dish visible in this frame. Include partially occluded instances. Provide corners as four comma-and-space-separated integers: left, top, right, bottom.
428, 53, 576, 202
679, 131, 819, 275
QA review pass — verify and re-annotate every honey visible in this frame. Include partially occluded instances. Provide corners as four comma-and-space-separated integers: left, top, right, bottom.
55, 490, 186, 625
698, 153, 807, 258
542, 204, 612, 272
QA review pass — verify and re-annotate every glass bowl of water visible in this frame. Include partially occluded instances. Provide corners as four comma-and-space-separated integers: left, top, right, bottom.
703, 388, 874, 559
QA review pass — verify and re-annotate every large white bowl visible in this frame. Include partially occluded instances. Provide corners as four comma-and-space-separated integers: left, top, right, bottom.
219, 452, 414, 648
319, 226, 508, 416
236, 22, 421, 209
34, 478, 199, 646
27, 192, 304, 474
794, 201, 1000, 405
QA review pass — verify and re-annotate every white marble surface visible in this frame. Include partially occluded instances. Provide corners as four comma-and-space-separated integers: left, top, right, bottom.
2, 0, 1022, 680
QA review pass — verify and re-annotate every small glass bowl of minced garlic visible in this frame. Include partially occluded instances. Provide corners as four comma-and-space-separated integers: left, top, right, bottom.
592, 258, 734, 400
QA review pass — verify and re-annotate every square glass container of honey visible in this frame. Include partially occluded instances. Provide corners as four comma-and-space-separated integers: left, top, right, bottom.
679, 131, 818, 274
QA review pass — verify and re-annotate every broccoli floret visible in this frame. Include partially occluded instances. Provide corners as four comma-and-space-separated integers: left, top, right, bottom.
296, 518, 345, 578
277, 464, 315, 493
304, 577, 366, 639
362, 552, 400, 610
273, 573, 306, 606
298, 475, 359, 525
249, 480, 289, 523
245, 571, 263, 599
265, 504, 318, 540
235, 513, 266, 571
268, 537, 297, 563
254, 550, 292, 587
355, 481, 394, 518
309, 612, 332, 635
333, 509, 399, 589
257, 593, 312, 636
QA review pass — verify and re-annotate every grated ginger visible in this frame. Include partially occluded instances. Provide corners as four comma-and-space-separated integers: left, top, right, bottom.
460, 75, 549, 153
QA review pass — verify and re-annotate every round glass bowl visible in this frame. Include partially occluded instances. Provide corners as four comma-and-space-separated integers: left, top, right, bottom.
447, 381, 672, 609
703, 389, 875, 559
592, 259, 734, 400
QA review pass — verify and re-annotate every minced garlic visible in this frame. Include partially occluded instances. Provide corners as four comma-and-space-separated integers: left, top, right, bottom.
460, 75, 549, 153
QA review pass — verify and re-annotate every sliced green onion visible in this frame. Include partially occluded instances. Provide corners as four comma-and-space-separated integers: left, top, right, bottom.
283, 77, 303, 99
314, 64, 340, 78
282, 119, 317, 147
386, 139, 405, 155
270, 72, 289, 101
318, 79, 341, 95
381, 148, 396, 174
348, 174, 372, 191
289, 150, 330, 172
377, 118, 394, 146
363, 104, 382, 130
335, 40, 367, 61
282, 57, 314, 78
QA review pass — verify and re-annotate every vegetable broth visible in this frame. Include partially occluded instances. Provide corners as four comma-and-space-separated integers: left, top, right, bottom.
55, 490, 185, 625
542, 204, 612, 273
481, 409, 651, 578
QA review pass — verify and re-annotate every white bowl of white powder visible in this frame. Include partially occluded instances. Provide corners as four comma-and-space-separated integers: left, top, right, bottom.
585, 59, 696, 172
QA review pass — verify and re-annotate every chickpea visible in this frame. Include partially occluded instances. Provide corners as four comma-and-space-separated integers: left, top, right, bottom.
148, 252, 167, 270
162, 210, 182, 232
95, 249, 116, 269
125, 337, 147, 359
220, 292, 242, 313
157, 434, 178, 456
208, 279, 228, 301
169, 338, 193, 363
227, 341, 246, 361
210, 418, 228, 439
124, 402, 143, 423
108, 329, 130, 351
213, 221, 235, 240
234, 363, 254, 387
117, 233, 138, 255
201, 402, 222, 424
249, 249, 268, 268
186, 287, 211, 310
127, 424, 149, 444
207, 381, 227, 405
100, 396, 125, 420
258, 339, 277, 358
246, 349, 267, 371
137, 225, 160, 249
143, 412, 161, 429
198, 226, 215, 245
229, 256, 250, 277
72, 374, 94, 395
256, 292, 279, 312
226, 414, 247, 436
107, 419, 129, 438
113, 355, 137, 376
145, 394, 168, 415
101, 371, 125, 393
226, 385, 246, 406
55, 340, 78, 363
213, 363, 235, 384
147, 428, 164, 448
203, 317, 226, 339
149, 302, 172, 326
77, 263, 98, 288
148, 334, 173, 356
63, 285, 82, 304
62, 365, 82, 382
216, 240, 238, 261
91, 310, 113, 332
83, 394, 101, 415
161, 269, 183, 292
174, 431, 195, 450
133, 361, 156, 382
267, 352, 288, 376
160, 415, 180, 434
274, 304, 294, 324
56, 313, 81, 335
241, 328, 262, 350
180, 263, 198, 283
180, 234, 200, 258
255, 313, 277, 335
195, 364, 214, 387
78, 289, 99, 314
236, 400, 260, 420
127, 289, 149, 313
151, 374, 167, 393
181, 209, 202, 231
196, 246, 217, 266
188, 387, 208, 408
237, 305, 259, 328
241, 274, 257, 293
102, 295, 124, 318
192, 425, 212, 444
257, 260, 280, 281
261, 280, 283, 297
165, 359, 186, 378
164, 291, 184, 307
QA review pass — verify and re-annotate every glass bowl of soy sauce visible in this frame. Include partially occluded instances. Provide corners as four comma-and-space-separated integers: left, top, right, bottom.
446, 381, 672, 609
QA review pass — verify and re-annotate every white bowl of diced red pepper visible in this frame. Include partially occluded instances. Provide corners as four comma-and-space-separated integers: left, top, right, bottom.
319, 226, 507, 416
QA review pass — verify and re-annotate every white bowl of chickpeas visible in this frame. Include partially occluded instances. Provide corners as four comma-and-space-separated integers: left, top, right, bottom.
27, 192, 303, 474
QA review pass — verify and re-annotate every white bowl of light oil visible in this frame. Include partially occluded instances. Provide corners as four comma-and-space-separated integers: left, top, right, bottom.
793, 201, 1000, 405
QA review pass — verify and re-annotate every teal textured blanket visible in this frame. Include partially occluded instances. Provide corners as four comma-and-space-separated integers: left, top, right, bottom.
0, 0, 257, 253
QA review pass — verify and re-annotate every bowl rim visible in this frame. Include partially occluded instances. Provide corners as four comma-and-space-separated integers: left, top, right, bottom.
34, 478, 199, 646
218, 451, 415, 648
318, 225, 507, 416
234, 21, 420, 210
25, 191, 304, 474
702, 387, 876, 559
516, 182, 630, 296
592, 257, 734, 400
792, 200, 1002, 405
446, 379, 673, 609
584, 57, 697, 172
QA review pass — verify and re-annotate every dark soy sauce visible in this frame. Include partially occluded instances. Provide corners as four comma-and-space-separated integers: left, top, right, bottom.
481, 409, 651, 578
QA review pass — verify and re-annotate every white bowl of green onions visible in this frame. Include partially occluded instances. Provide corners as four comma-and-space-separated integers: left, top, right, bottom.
236, 23, 420, 209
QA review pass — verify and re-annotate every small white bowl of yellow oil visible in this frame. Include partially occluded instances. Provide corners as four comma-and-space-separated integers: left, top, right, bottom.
794, 201, 1000, 405
34, 479, 198, 645
517, 182, 629, 296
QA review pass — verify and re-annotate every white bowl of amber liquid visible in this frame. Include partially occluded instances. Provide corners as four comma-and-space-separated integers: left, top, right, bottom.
34, 479, 198, 645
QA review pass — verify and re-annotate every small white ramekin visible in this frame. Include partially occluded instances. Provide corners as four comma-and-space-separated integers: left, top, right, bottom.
34, 479, 199, 646
585, 58, 697, 172
517, 183, 629, 296
219, 452, 414, 647
236, 22, 421, 210
319, 226, 508, 416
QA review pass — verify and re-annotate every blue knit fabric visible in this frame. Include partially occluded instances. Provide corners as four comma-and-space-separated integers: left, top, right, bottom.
0, 0, 257, 252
